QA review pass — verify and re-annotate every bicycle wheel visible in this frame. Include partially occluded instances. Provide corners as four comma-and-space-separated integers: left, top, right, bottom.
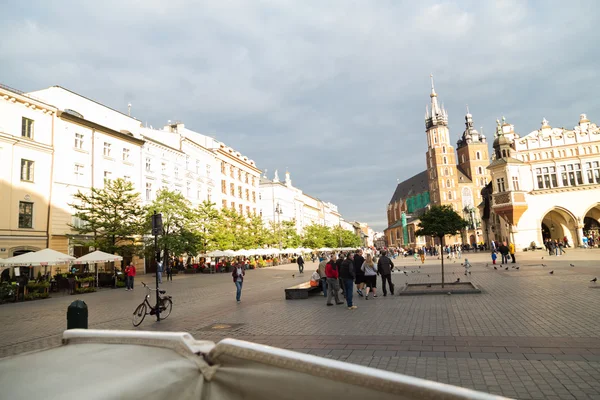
159, 298, 173, 320
132, 303, 147, 327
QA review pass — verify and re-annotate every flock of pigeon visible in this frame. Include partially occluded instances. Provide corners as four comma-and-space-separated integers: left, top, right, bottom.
393, 256, 598, 286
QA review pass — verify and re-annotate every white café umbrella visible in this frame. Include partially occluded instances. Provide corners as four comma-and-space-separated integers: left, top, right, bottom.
74, 251, 123, 288
207, 250, 229, 257
0, 248, 75, 267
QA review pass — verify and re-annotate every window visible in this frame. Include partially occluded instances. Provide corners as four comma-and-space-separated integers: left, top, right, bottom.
145, 158, 151, 172
161, 162, 167, 174
586, 161, 600, 184
195, 160, 200, 174
238, 185, 242, 199
186, 156, 190, 170
74, 133, 84, 149
443, 157, 447, 164
246, 206, 250, 215
74, 164, 84, 181
253, 208, 257, 216
230, 183, 235, 196
221, 180, 227, 194
231, 201, 235, 209
252, 191, 256, 203
448, 191, 453, 200
207, 188, 212, 202
444, 168, 449, 176
446, 179, 451, 188
238, 169, 242, 181
197, 187, 201, 200
21, 117, 34, 139
230, 165, 234, 178
103, 171, 112, 184
175, 166, 180, 178
245, 173, 249, 184
103, 142, 111, 157
221, 161, 226, 174
222, 200, 227, 209
442, 146, 446, 153
146, 183, 152, 201
239, 204, 243, 214
558, 164, 583, 187
512, 176, 520, 191
536, 167, 558, 189
206, 164, 211, 178
245, 189, 250, 201
477, 166, 483, 175
252, 177, 256, 186
20, 159, 34, 182
496, 177, 506, 192
476, 151, 481, 160
18, 201, 33, 228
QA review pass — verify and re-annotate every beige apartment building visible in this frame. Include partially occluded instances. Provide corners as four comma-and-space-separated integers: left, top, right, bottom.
0, 85, 56, 258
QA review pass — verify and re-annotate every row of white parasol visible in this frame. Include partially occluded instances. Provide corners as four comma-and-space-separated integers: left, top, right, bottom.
204, 247, 359, 258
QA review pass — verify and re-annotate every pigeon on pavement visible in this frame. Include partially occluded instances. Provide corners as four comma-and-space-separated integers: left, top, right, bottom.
549, 271, 554, 275
455, 278, 460, 283
591, 277, 597, 283
494, 266, 497, 270
542, 264, 547, 267
570, 264, 575, 267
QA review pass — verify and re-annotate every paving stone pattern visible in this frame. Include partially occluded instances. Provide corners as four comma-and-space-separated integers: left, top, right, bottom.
1, 249, 600, 399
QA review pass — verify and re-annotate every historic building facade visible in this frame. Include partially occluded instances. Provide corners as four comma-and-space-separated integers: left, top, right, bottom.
0, 85, 56, 258
481, 115, 600, 249
385, 77, 490, 247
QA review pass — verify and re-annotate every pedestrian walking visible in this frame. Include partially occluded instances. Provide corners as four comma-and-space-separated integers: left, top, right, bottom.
419, 248, 425, 264
318, 257, 328, 297
377, 251, 394, 296
232, 260, 245, 303
325, 256, 343, 306
335, 254, 345, 298
166, 263, 173, 281
340, 254, 357, 310
508, 242, 516, 263
297, 255, 305, 274
499, 242, 509, 264
361, 254, 378, 299
156, 260, 163, 284
353, 249, 366, 297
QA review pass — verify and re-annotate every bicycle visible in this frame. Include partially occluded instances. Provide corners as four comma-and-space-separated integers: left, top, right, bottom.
132, 282, 173, 327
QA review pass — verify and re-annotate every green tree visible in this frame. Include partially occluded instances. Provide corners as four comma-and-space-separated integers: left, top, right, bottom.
146, 189, 197, 264
213, 207, 247, 250
302, 223, 331, 249
332, 226, 361, 248
192, 200, 221, 252
415, 205, 469, 287
246, 214, 270, 248
70, 178, 145, 257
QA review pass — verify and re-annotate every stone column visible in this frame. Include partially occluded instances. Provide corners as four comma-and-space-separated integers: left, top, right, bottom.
577, 224, 585, 247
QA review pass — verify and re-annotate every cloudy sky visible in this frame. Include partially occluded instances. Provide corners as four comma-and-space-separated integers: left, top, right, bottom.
2, 0, 598, 230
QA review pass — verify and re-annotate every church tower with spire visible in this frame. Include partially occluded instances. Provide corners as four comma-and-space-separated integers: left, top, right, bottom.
425, 75, 461, 211
456, 106, 490, 188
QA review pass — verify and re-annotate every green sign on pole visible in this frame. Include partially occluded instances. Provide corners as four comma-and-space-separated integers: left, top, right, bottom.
401, 212, 408, 245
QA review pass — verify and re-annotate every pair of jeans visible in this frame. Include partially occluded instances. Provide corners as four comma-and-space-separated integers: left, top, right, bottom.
320, 278, 327, 297
235, 281, 243, 301
380, 274, 393, 295
502, 254, 508, 264
157, 271, 162, 284
326, 278, 341, 305
128, 276, 134, 289
510, 254, 516, 263
343, 279, 354, 307
298, 264, 304, 273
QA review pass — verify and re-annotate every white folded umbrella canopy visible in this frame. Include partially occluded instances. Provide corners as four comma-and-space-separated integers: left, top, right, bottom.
73, 250, 123, 264
73, 250, 124, 288
0, 248, 75, 266
0, 329, 507, 400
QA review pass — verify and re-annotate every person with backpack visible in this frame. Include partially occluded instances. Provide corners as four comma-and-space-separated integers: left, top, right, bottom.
377, 251, 394, 296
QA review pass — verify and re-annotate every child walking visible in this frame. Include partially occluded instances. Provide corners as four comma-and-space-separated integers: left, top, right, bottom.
491, 251, 497, 265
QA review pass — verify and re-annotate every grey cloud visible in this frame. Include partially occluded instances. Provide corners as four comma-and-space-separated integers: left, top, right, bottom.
1, 0, 599, 231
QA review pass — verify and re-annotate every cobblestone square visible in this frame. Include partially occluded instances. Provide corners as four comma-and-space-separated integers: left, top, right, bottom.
1, 249, 600, 399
